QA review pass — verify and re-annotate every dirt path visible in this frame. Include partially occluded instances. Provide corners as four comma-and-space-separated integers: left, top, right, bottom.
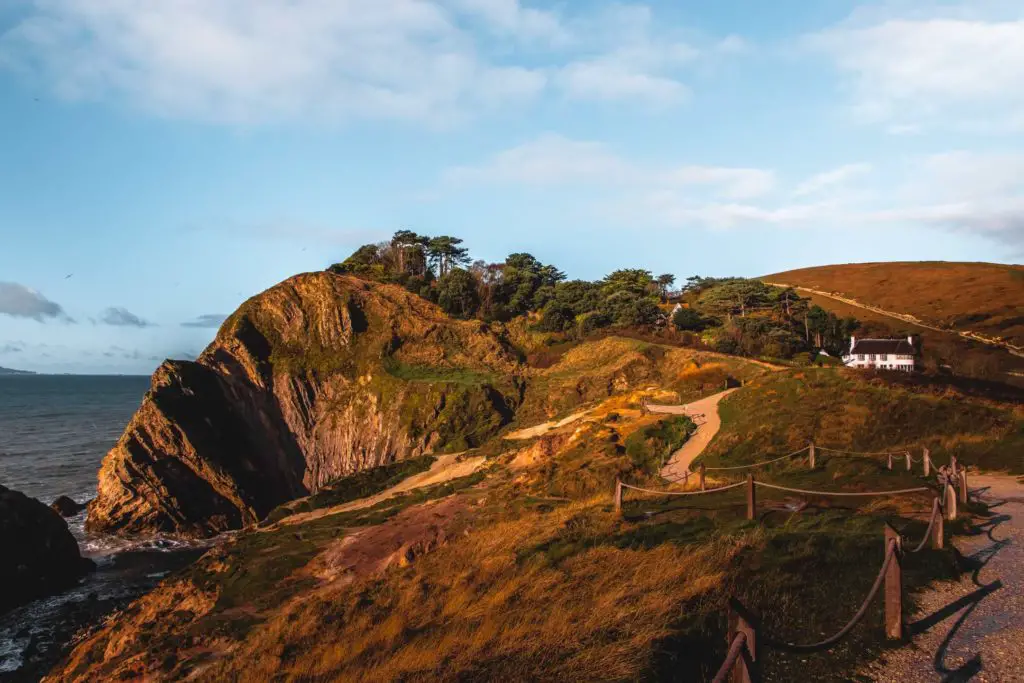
861, 474, 1024, 682
274, 453, 486, 527
503, 410, 590, 440
653, 389, 738, 483
765, 282, 1024, 359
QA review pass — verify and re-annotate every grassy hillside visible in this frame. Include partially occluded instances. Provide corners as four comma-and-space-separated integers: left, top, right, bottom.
700, 369, 1023, 474
763, 261, 1024, 348
51, 365, 1012, 682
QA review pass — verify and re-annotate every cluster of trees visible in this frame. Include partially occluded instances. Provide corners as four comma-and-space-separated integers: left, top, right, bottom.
671, 277, 860, 358
329, 233, 861, 362
330, 232, 676, 334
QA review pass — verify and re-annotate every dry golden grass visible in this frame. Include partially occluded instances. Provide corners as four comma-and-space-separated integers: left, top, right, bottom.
203, 499, 757, 682
764, 261, 1024, 346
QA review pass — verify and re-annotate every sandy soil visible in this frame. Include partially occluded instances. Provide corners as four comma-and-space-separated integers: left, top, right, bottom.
274, 453, 486, 527
654, 389, 738, 484
503, 410, 591, 440
861, 474, 1024, 682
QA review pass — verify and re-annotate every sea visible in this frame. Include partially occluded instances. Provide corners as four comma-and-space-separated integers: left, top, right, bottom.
0, 375, 210, 681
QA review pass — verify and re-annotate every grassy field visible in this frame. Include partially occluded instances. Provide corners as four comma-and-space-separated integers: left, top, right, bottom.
764, 261, 1024, 348
699, 369, 1023, 474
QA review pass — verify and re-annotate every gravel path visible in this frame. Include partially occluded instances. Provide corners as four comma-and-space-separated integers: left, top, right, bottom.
861, 474, 1024, 682
656, 389, 738, 483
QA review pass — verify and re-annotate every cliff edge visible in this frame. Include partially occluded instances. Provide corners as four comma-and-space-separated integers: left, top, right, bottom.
87, 273, 522, 537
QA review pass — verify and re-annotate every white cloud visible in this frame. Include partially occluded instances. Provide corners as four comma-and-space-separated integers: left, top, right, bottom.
793, 163, 871, 197
0, 282, 72, 322
442, 134, 775, 199
444, 0, 568, 43
440, 138, 1024, 251
0, 0, 732, 123
809, 14, 1024, 131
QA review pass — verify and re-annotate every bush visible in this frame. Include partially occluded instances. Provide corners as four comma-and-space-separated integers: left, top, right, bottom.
623, 416, 696, 475
579, 312, 612, 336
672, 307, 705, 332
535, 303, 575, 332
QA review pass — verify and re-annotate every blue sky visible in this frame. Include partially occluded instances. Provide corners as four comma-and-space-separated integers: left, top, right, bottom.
1, 0, 1022, 374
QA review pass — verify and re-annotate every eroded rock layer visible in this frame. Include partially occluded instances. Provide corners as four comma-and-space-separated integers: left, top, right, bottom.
87, 273, 522, 537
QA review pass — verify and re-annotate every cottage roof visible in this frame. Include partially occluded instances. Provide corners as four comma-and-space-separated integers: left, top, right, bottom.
850, 339, 914, 355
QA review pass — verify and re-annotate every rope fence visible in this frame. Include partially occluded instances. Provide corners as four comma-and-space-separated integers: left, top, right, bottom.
710, 511, 954, 682
622, 439, 971, 682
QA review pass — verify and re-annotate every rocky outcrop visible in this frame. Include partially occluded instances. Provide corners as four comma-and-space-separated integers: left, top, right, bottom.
51, 495, 89, 517
0, 484, 95, 614
87, 273, 523, 538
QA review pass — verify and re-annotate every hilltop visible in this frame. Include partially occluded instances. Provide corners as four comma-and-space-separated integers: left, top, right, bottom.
763, 261, 1024, 349
763, 262, 1024, 384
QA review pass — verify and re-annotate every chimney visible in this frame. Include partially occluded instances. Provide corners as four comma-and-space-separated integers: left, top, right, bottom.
849, 335, 856, 353
907, 335, 913, 346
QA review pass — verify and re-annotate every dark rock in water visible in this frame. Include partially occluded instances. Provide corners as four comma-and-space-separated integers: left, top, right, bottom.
0, 484, 96, 615
50, 495, 89, 517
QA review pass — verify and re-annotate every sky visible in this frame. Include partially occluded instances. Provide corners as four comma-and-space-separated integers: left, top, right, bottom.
1, 0, 1023, 374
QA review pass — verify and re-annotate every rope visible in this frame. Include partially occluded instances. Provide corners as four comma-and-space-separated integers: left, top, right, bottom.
620, 481, 746, 496
817, 446, 911, 457
711, 632, 748, 683
907, 498, 941, 554
703, 446, 809, 471
762, 540, 897, 652
753, 482, 930, 497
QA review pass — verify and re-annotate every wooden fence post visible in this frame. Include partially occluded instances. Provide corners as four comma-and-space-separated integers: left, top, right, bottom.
700, 463, 707, 492
923, 448, 930, 477
945, 482, 957, 521
932, 498, 944, 550
959, 469, 968, 505
808, 442, 816, 469
614, 480, 623, 514
887, 453, 893, 470
884, 524, 904, 640
746, 474, 756, 521
727, 598, 759, 683
905, 453, 912, 471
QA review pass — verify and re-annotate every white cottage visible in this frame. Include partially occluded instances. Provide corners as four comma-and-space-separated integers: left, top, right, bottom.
842, 336, 916, 372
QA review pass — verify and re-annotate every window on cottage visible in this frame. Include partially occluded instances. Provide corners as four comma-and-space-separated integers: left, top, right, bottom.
869, 354, 876, 361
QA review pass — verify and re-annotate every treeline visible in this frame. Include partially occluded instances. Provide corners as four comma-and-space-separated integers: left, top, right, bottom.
328, 232, 859, 361
328, 231, 676, 333
675, 277, 860, 359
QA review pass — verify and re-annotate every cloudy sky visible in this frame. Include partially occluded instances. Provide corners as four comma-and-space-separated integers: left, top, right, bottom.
1, 0, 1022, 374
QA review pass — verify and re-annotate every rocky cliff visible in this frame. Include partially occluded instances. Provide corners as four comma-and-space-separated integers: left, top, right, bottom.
87, 273, 523, 537
0, 484, 95, 614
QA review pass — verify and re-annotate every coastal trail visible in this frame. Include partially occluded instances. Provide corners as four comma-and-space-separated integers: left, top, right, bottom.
860, 474, 1024, 682
652, 388, 738, 482
271, 453, 487, 528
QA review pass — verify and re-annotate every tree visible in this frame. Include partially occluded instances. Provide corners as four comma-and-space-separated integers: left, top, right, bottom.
391, 230, 428, 276
436, 268, 480, 318
601, 269, 655, 298
427, 236, 470, 277
655, 273, 676, 301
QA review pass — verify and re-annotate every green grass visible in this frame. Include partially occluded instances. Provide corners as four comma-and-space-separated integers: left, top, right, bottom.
701, 368, 1023, 473
625, 415, 697, 475
384, 361, 498, 386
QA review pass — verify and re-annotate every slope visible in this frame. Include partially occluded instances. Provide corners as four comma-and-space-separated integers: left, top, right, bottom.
763, 261, 1024, 351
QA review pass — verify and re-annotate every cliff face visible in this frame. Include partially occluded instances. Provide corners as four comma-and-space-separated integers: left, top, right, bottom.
87, 273, 522, 537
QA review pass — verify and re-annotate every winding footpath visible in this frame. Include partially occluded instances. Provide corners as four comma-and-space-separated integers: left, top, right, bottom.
653, 388, 738, 483
861, 474, 1024, 682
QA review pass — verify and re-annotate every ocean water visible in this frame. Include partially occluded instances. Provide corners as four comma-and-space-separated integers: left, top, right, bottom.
0, 375, 211, 680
